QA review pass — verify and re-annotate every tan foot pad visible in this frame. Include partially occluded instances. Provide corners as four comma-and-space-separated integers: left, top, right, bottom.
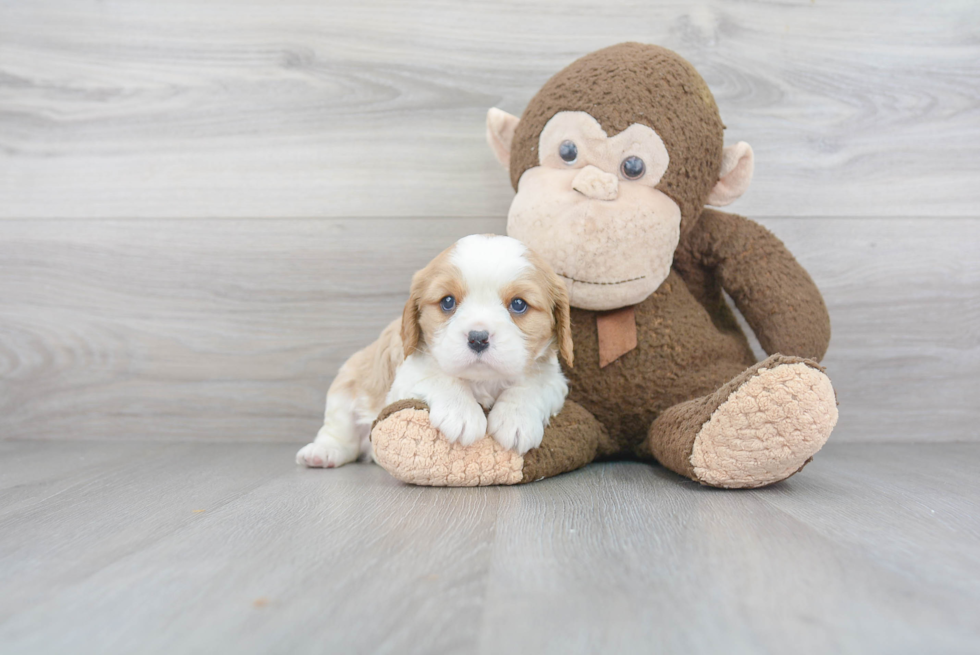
691, 362, 838, 489
371, 407, 524, 486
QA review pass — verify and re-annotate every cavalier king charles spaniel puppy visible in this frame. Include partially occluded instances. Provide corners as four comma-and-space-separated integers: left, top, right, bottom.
297, 234, 573, 468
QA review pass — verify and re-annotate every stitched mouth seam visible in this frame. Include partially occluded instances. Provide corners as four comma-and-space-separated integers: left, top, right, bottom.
558, 273, 647, 286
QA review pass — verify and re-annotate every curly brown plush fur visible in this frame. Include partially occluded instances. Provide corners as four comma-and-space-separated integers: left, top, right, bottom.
509, 43, 725, 235
371, 43, 838, 488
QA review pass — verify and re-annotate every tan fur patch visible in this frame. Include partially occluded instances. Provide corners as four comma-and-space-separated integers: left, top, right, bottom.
328, 317, 404, 416
402, 244, 465, 357
500, 275, 555, 370
690, 363, 838, 489
371, 408, 524, 486
523, 247, 574, 366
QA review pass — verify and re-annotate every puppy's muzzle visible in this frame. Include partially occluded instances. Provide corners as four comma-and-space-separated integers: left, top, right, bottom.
467, 330, 490, 354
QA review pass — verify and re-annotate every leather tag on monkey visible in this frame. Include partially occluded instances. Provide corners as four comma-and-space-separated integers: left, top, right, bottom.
596, 306, 638, 368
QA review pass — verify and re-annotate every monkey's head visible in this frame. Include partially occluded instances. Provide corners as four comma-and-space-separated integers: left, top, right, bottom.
487, 43, 754, 311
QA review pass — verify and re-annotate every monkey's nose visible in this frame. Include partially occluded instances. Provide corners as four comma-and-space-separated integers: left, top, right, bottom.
572, 165, 618, 201
467, 330, 490, 353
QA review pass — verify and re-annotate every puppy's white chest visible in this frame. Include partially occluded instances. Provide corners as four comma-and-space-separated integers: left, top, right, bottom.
468, 379, 511, 409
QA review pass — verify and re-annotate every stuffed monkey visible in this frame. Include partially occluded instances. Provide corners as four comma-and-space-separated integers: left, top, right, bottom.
371, 43, 838, 488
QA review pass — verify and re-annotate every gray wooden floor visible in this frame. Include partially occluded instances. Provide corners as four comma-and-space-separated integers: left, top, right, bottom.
1, 440, 978, 654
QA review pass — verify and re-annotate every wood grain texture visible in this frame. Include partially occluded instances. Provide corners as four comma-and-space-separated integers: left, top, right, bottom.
0, 441, 498, 654
1, 1, 978, 219
480, 445, 980, 654
1, 217, 977, 444
0, 441, 977, 654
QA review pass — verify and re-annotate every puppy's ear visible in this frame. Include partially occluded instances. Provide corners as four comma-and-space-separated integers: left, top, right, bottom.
401, 274, 423, 358
548, 268, 574, 368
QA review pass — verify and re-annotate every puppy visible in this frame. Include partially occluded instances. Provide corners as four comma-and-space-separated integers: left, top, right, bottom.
296, 234, 573, 469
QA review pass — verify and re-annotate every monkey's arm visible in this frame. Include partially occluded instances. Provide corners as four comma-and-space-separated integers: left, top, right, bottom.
687, 208, 831, 361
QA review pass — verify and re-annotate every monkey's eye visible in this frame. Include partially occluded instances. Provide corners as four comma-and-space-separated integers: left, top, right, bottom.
509, 298, 528, 314
621, 156, 645, 180
559, 140, 578, 164
440, 296, 456, 312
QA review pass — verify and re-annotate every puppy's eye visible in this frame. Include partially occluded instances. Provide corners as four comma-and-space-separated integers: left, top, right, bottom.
559, 140, 578, 164
509, 298, 528, 314
440, 296, 456, 312
621, 156, 645, 180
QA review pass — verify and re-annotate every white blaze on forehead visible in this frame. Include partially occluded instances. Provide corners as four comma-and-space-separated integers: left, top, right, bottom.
450, 235, 530, 292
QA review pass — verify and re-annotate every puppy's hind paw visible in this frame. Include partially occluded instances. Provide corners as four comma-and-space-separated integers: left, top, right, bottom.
295, 439, 359, 469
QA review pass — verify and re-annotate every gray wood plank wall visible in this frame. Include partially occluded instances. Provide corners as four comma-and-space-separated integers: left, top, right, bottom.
1, 1, 978, 443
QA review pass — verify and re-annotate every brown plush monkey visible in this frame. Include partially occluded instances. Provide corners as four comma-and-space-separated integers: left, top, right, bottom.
371, 43, 838, 488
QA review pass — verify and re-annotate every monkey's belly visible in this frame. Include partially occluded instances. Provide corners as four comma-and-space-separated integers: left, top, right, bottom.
563, 270, 756, 451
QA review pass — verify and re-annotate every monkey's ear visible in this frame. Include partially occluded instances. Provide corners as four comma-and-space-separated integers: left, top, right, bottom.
707, 142, 754, 207
486, 108, 520, 169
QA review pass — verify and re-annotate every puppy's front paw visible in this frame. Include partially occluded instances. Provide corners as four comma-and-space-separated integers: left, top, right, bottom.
296, 439, 358, 468
488, 402, 545, 454
428, 396, 488, 447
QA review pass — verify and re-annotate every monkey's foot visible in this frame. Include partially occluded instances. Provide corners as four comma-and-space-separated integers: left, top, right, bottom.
692, 359, 838, 488
649, 355, 838, 489
371, 400, 524, 486
371, 399, 606, 486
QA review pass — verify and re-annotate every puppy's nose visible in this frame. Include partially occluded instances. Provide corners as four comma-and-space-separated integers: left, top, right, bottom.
467, 330, 490, 353
572, 165, 618, 200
